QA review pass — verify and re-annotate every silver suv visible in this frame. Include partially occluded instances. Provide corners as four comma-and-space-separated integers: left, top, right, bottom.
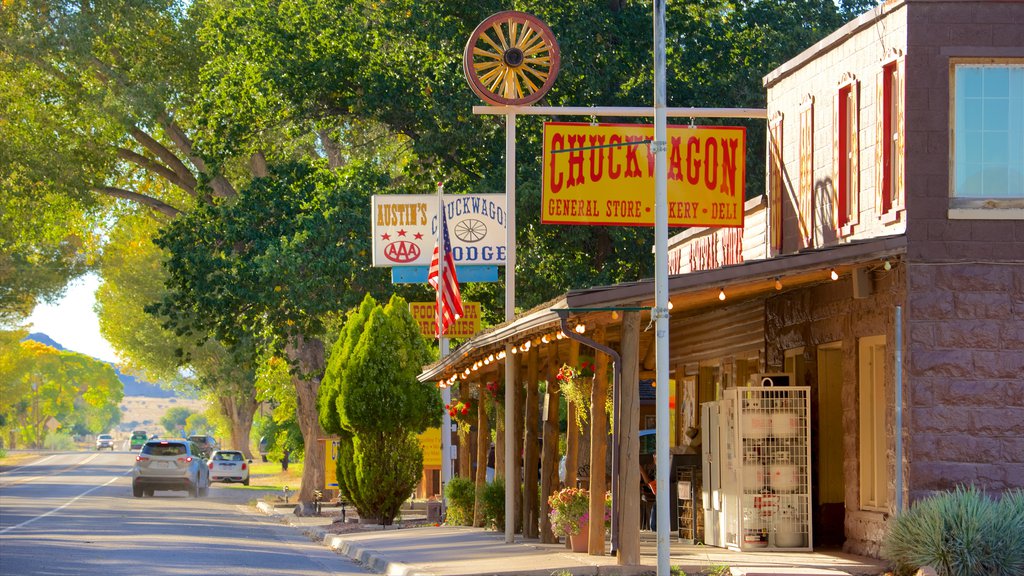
132, 439, 210, 498
95, 434, 115, 450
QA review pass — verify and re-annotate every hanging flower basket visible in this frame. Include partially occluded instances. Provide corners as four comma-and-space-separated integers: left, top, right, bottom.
557, 362, 595, 430
445, 399, 475, 432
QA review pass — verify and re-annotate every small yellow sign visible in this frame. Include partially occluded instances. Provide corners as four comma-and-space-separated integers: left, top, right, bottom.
542, 122, 746, 228
409, 301, 482, 338
418, 428, 442, 468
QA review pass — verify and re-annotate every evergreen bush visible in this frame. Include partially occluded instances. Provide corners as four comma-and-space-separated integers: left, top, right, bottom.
881, 485, 1024, 576
445, 476, 476, 526
43, 431, 75, 451
477, 477, 505, 531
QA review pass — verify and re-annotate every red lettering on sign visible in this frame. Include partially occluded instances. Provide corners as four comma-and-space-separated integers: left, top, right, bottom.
384, 241, 421, 264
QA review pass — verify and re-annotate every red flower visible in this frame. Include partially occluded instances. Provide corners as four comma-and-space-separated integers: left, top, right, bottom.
462, 406, 469, 415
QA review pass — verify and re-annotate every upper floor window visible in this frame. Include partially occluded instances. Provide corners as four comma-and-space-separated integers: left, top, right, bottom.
877, 58, 905, 223
835, 76, 860, 236
950, 60, 1024, 219
769, 113, 784, 254
799, 96, 815, 248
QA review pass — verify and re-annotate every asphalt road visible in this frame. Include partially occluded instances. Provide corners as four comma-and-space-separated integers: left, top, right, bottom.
0, 451, 371, 576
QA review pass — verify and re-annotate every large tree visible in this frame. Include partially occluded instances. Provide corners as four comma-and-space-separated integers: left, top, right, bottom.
153, 160, 419, 508
96, 211, 260, 456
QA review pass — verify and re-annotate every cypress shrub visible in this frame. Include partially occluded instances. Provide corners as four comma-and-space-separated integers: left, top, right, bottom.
881, 485, 1024, 576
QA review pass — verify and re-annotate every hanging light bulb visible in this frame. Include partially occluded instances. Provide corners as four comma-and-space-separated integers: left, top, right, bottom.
510, 346, 518, 355
522, 340, 531, 352
541, 334, 549, 344
575, 324, 586, 334
611, 310, 620, 320
775, 277, 783, 291
556, 332, 564, 340
483, 356, 490, 365
498, 350, 506, 359
667, 300, 674, 310
883, 258, 892, 271
830, 268, 839, 281
718, 287, 727, 301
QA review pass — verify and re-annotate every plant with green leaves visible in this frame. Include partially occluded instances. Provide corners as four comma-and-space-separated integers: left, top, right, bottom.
881, 485, 1024, 576
444, 476, 477, 527
477, 477, 506, 531
318, 293, 440, 524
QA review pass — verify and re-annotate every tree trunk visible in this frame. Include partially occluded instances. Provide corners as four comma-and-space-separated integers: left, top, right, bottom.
458, 380, 471, 478
218, 393, 258, 459
285, 334, 327, 514
618, 311, 642, 565
495, 369, 505, 480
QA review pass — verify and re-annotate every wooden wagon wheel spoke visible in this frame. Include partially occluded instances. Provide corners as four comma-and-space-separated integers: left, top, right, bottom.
464, 11, 560, 106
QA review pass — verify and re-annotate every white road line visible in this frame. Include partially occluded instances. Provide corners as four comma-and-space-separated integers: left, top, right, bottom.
0, 453, 103, 488
0, 473, 127, 534
0, 454, 60, 475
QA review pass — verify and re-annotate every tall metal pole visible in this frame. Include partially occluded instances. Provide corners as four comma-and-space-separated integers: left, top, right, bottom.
437, 184, 453, 517
504, 113, 517, 544
652, 2, 672, 574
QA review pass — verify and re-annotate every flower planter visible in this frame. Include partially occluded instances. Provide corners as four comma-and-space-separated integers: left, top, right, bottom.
570, 520, 589, 552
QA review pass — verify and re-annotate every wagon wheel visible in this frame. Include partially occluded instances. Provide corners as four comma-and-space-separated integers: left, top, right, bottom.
453, 219, 487, 243
463, 11, 560, 106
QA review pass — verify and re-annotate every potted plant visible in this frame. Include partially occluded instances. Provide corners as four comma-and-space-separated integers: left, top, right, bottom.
548, 488, 611, 552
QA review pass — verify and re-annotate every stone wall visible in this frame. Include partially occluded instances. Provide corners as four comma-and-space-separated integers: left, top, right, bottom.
765, 265, 904, 557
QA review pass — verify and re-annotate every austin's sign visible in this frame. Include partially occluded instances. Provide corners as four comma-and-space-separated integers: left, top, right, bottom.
372, 195, 507, 267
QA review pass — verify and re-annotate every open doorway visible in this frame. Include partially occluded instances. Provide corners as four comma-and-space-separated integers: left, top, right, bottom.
815, 343, 845, 547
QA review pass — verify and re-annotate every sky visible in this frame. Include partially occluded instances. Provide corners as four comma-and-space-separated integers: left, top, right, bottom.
25, 272, 121, 364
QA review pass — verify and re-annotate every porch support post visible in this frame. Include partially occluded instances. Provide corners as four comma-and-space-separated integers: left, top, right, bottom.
618, 311, 642, 565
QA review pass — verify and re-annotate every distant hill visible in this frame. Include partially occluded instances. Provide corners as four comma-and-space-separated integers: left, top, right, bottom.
24, 332, 177, 398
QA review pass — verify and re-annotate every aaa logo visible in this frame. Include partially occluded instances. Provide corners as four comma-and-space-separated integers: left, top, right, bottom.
384, 241, 421, 263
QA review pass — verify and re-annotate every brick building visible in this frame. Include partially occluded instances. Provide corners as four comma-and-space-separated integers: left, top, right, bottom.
419, 0, 1023, 559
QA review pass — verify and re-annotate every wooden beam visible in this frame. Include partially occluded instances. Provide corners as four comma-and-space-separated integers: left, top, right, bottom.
474, 378, 490, 526
565, 339, 581, 493
540, 352, 560, 543
523, 345, 540, 538
588, 326, 609, 556
458, 379, 472, 479
617, 311, 642, 565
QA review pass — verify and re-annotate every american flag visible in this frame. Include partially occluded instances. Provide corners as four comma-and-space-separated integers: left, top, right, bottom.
427, 208, 464, 337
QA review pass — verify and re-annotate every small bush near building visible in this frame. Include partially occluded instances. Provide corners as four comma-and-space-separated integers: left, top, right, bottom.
478, 478, 505, 531
444, 476, 476, 526
881, 485, 1024, 576
43, 431, 76, 451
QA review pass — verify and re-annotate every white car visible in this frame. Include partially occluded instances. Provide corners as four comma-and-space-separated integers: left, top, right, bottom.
207, 450, 251, 485
132, 439, 210, 497
96, 434, 115, 450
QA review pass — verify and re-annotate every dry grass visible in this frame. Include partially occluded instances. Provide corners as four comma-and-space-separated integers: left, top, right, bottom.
116, 395, 208, 436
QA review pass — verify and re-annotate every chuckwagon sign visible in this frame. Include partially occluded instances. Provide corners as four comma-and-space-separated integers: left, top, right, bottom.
541, 122, 746, 227
372, 194, 507, 267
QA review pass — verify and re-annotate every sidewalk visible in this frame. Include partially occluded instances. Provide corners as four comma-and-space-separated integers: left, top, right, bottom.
254, 502, 888, 576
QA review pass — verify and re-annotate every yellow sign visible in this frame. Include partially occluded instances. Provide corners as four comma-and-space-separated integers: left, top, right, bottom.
409, 301, 482, 338
542, 122, 746, 227
323, 438, 340, 489
418, 428, 442, 468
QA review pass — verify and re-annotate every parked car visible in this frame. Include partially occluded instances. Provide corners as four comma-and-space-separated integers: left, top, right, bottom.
187, 435, 219, 458
129, 431, 148, 450
95, 434, 115, 451
208, 450, 251, 485
132, 439, 210, 498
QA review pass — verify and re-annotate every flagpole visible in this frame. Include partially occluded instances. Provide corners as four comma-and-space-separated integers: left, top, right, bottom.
437, 183, 453, 519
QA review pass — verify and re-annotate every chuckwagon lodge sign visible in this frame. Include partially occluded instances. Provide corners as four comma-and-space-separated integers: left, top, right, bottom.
371, 194, 507, 267
542, 122, 746, 227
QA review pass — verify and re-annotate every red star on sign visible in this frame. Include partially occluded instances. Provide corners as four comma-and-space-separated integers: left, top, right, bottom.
381, 233, 391, 240
397, 229, 407, 237
414, 232, 423, 240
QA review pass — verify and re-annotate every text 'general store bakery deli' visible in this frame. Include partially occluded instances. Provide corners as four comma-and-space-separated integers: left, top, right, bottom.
541, 122, 746, 228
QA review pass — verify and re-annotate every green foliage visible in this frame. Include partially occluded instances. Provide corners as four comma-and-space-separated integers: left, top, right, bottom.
444, 476, 477, 527
43, 431, 76, 451
477, 477, 505, 531
161, 406, 194, 435
337, 432, 422, 525
881, 485, 1024, 576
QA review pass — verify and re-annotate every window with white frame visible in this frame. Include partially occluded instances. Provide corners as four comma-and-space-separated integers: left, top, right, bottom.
951, 60, 1024, 217
858, 335, 888, 512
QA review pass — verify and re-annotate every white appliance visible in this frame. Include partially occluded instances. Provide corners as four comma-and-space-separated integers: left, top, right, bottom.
702, 383, 812, 552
